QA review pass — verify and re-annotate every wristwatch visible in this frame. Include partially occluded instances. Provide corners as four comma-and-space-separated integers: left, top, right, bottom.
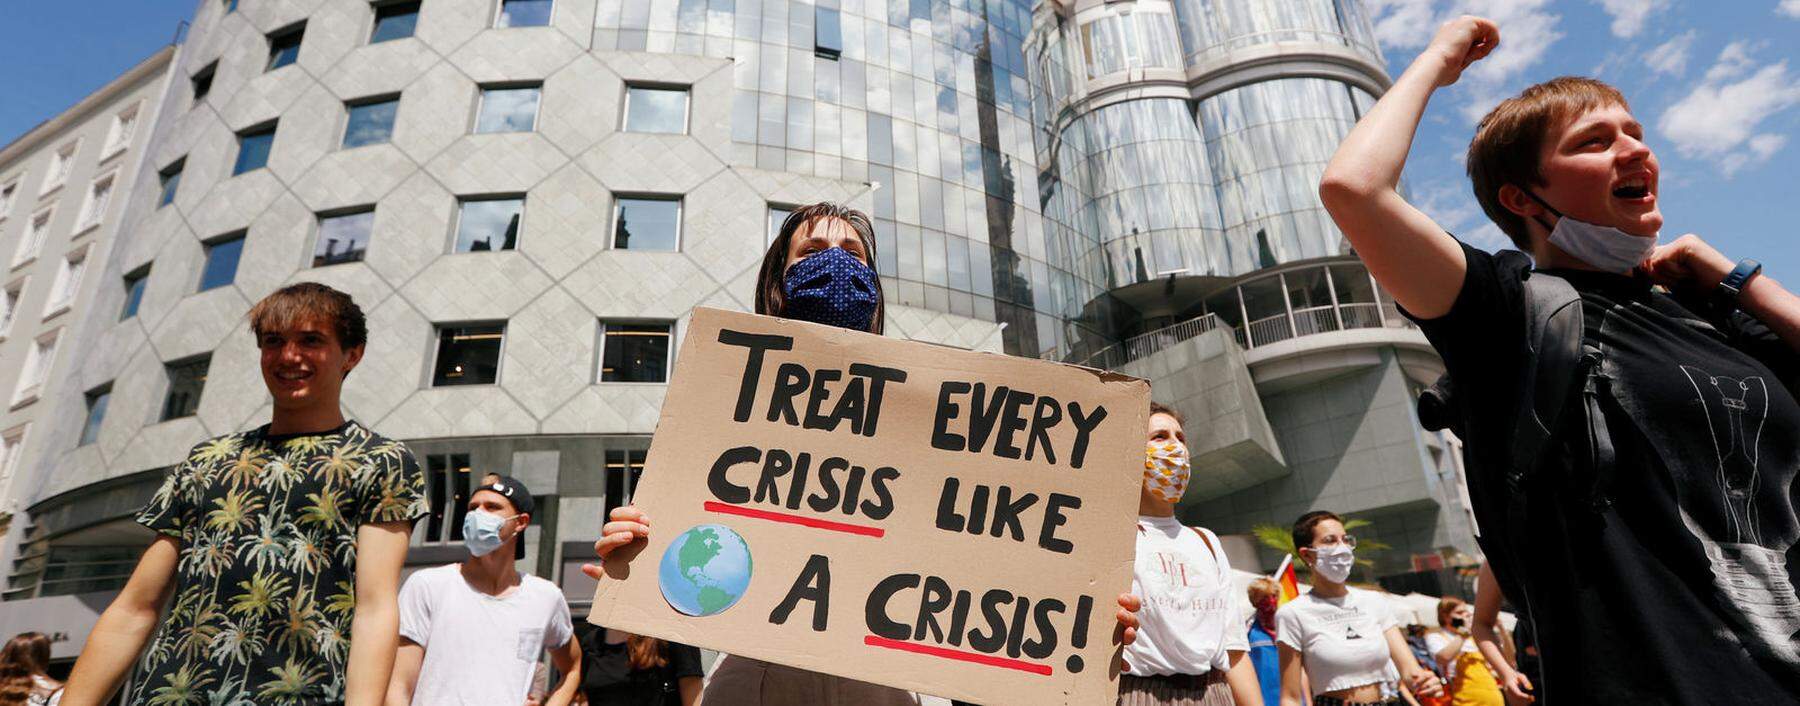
1718, 258, 1763, 300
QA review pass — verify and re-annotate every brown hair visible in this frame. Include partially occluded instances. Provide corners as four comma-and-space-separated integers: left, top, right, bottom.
1467, 76, 1629, 249
0, 632, 51, 705
1437, 596, 1468, 628
1291, 510, 1343, 553
1247, 577, 1280, 606
1149, 401, 1184, 427
626, 634, 667, 671
247, 282, 368, 350
755, 202, 885, 334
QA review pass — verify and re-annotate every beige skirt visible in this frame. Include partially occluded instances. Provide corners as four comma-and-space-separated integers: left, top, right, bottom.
1117, 672, 1236, 706
702, 655, 920, 706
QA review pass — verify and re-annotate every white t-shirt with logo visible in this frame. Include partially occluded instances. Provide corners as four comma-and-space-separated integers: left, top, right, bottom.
399, 564, 574, 705
1423, 629, 1477, 679
1122, 515, 1248, 676
1274, 586, 1399, 693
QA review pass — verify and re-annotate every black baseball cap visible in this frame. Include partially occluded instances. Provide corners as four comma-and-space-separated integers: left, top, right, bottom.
475, 475, 533, 560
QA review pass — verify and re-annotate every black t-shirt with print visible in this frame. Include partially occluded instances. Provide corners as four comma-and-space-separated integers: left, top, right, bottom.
577, 623, 705, 706
131, 421, 427, 706
1412, 242, 1800, 704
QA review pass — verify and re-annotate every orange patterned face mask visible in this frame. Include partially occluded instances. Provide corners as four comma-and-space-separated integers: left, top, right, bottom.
1144, 441, 1191, 503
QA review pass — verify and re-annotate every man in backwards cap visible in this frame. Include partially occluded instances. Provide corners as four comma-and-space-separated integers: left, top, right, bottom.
388, 475, 583, 705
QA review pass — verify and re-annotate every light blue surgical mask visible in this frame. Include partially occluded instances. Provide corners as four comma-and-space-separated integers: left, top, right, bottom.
462, 509, 513, 557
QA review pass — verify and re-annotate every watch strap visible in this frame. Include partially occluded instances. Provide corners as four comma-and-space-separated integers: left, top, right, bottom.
1719, 258, 1763, 298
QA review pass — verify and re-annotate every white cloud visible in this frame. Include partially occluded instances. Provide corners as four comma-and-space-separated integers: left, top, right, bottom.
1361, 0, 1562, 124
1644, 30, 1697, 76
1364, 0, 1443, 50
1593, 0, 1670, 38
1780, 0, 1800, 19
1660, 48, 1800, 176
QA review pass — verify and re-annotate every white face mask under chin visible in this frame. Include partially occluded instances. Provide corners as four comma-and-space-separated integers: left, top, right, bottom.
1527, 190, 1658, 274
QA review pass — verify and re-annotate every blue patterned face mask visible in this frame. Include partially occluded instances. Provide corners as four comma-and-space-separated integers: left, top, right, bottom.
782, 247, 879, 331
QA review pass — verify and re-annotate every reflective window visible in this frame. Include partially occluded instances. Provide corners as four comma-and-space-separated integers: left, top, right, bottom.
0, 182, 14, 220
432, 323, 504, 386
422, 453, 473, 541
603, 449, 647, 522
343, 96, 399, 148
120, 267, 149, 320
233, 125, 276, 175
599, 321, 672, 383
191, 63, 216, 105
162, 356, 210, 421
222, 0, 237, 13
266, 24, 305, 71
0, 286, 19, 333
612, 197, 679, 251
198, 234, 244, 292
158, 159, 183, 207
475, 85, 541, 133
371, 2, 420, 43
815, 7, 843, 59
768, 204, 793, 245
454, 197, 523, 252
315, 209, 375, 266
497, 0, 553, 27
624, 86, 688, 134
80, 386, 110, 446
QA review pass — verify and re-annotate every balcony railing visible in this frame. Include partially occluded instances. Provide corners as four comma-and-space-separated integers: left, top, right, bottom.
1078, 300, 1416, 371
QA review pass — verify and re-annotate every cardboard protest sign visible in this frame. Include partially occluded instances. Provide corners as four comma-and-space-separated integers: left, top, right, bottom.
589, 307, 1148, 705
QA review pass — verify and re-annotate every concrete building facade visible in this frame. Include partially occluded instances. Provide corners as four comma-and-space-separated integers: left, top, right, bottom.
0, 0, 1480, 668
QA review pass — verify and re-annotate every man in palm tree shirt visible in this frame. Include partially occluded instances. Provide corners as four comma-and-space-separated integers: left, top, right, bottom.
62, 283, 427, 706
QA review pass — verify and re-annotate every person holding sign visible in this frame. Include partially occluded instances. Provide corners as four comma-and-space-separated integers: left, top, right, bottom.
1121, 402, 1264, 706
583, 202, 1142, 704
1276, 512, 1440, 706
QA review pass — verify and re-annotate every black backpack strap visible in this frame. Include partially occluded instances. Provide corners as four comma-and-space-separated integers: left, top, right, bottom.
1508, 272, 1585, 489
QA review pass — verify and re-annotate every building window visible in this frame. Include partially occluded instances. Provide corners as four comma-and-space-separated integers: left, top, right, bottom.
43, 247, 87, 316
623, 85, 688, 134
422, 453, 473, 542
453, 196, 523, 252
191, 62, 217, 105
161, 356, 210, 421
266, 23, 306, 71
474, 85, 541, 134
598, 321, 672, 383
222, 0, 238, 13
157, 159, 183, 207
767, 204, 793, 245
815, 7, 843, 59
604, 448, 647, 521
314, 209, 375, 266
0, 284, 19, 334
342, 96, 399, 149
370, 1, 420, 43
198, 233, 245, 292
120, 267, 149, 320
14, 209, 52, 266
612, 196, 680, 251
0, 181, 15, 220
13, 333, 59, 405
79, 385, 111, 446
78, 174, 115, 231
41, 142, 76, 194
496, 0, 553, 27
0, 427, 25, 485
234, 124, 276, 175
104, 104, 141, 157
432, 323, 504, 386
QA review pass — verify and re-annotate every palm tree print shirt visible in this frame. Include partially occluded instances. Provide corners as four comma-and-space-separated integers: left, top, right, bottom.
131, 421, 427, 706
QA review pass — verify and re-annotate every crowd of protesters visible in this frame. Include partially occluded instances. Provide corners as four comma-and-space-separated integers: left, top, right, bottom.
4, 11, 1793, 706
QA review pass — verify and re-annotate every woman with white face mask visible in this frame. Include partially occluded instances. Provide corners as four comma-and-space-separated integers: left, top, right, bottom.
1276, 512, 1440, 706
1119, 402, 1265, 705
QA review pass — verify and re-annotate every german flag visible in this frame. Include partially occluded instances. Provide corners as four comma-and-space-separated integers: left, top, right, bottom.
1272, 554, 1301, 606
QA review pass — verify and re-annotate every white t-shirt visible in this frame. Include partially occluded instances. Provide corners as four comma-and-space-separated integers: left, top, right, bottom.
1423, 629, 1476, 679
399, 564, 574, 705
1122, 516, 1248, 676
1274, 587, 1399, 694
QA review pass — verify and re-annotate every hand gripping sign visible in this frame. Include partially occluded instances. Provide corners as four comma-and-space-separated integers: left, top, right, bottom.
589, 308, 1148, 705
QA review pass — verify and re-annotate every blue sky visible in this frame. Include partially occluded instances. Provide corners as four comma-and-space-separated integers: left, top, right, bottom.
3, 1, 1797, 275
1368, 0, 1800, 278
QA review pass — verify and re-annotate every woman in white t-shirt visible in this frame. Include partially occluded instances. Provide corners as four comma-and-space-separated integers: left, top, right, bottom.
1119, 402, 1265, 705
1275, 512, 1440, 706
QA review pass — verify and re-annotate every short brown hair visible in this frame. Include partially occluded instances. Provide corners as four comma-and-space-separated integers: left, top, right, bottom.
1247, 577, 1280, 605
756, 202, 885, 334
247, 282, 367, 349
1437, 596, 1468, 628
1292, 510, 1343, 551
1467, 77, 1628, 249
1149, 401, 1184, 427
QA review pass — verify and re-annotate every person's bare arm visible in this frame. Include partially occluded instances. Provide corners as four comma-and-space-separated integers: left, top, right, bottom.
1472, 564, 1533, 703
1387, 626, 1443, 699
60, 536, 180, 706
347, 521, 413, 706
678, 676, 702, 706
544, 634, 582, 706
1223, 650, 1264, 706
1643, 234, 1800, 352
385, 639, 424, 706
1277, 644, 1307, 706
1319, 16, 1499, 319
1432, 629, 1467, 672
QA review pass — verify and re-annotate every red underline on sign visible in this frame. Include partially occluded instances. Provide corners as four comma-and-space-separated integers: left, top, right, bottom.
701, 501, 886, 537
862, 635, 1054, 675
